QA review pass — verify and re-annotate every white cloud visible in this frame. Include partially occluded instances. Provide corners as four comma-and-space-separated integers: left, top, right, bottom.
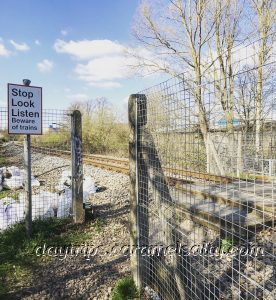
37, 59, 54, 72
89, 81, 122, 88
10, 40, 30, 51
122, 96, 129, 103
75, 55, 134, 87
54, 39, 138, 87
66, 93, 89, 101
0, 43, 10, 56
54, 39, 125, 60
35, 40, 41, 46
61, 30, 68, 36
53, 38, 155, 88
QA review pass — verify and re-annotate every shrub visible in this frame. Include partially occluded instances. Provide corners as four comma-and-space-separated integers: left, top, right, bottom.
111, 277, 139, 300
220, 238, 233, 254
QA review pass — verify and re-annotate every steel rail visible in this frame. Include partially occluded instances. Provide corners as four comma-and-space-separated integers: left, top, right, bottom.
30, 145, 232, 183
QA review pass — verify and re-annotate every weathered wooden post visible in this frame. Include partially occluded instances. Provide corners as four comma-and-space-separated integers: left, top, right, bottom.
129, 94, 149, 290
23, 79, 32, 237
71, 110, 84, 223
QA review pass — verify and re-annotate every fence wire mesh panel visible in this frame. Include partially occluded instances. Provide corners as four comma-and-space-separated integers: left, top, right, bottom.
131, 32, 276, 300
0, 108, 73, 230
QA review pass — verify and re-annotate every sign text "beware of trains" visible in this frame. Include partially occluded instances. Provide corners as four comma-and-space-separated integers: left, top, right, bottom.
8, 83, 42, 135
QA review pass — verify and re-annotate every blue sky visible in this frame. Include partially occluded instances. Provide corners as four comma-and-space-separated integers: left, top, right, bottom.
0, 0, 162, 119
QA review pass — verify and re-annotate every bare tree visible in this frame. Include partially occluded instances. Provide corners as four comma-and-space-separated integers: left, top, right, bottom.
250, 0, 276, 155
234, 66, 257, 133
131, 0, 246, 174
234, 63, 275, 132
208, 0, 244, 133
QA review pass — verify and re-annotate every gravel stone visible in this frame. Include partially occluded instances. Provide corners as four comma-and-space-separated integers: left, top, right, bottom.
1, 143, 275, 299
1, 148, 131, 300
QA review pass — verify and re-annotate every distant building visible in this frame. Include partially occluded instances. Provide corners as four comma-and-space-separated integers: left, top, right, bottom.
217, 117, 240, 127
48, 123, 60, 132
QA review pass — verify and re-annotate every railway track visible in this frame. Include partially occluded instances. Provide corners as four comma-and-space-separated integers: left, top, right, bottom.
31, 145, 130, 174
30, 145, 232, 183
7, 143, 274, 237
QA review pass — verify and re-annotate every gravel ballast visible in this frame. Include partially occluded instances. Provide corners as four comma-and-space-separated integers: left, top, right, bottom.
1, 143, 275, 299
3, 150, 131, 300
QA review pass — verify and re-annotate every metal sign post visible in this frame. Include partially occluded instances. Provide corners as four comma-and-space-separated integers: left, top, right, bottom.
23, 79, 32, 237
7, 79, 42, 237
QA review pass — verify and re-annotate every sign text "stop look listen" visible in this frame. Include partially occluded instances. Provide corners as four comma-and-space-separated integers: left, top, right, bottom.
8, 83, 42, 135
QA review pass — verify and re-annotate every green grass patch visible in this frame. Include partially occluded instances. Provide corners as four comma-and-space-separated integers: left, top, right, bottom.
0, 217, 91, 296
0, 190, 20, 202
112, 277, 139, 300
0, 156, 8, 168
93, 217, 107, 233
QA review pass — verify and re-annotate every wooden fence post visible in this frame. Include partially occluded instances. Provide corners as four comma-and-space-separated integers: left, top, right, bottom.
129, 94, 149, 290
71, 110, 84, 223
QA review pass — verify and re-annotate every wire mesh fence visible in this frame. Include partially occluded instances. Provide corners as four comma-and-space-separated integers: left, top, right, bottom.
0, 108, 74, 230
130, 32, 276, 299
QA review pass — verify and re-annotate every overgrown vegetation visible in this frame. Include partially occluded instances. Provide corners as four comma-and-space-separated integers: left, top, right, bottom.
0, 131, 24, 144
33, 98, 129, 157
0, 218, 91, 296
111, 277, 139, 300
33, 129, 70, 150
75, 98, 129, 157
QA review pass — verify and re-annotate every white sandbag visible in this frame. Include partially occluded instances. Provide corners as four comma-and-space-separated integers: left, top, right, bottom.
0, 167, 10, 179
31, 176, 40, 187
56, 170, 72, 191
0, 169, 3, 192
5, 202, 24, 225
30, 192, 58, 219
2, 167, 40, 189
3, 175, 24, 190
57, 188, 72, 218
7, 166, 21, 177
83, 176, 97, 201
0, 197, 24, 230
0, 202, 6, 229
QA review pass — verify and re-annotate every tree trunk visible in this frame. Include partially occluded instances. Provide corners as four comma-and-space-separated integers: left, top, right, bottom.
255, 52, 263, 156
195, 71, 225, 175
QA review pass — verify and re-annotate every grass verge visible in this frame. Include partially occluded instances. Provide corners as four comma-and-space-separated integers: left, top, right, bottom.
0, 217, 91, 296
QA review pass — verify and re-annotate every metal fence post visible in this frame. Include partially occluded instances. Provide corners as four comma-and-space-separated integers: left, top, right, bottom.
71, 110, 84, 223
23, 79, 32, 237
129, 94, 149, 290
